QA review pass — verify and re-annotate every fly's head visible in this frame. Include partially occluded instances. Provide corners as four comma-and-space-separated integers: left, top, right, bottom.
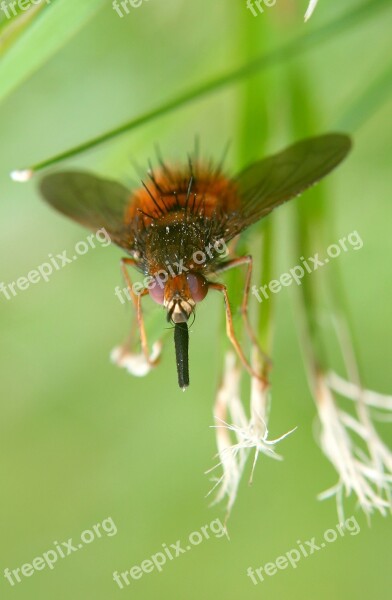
149, 273, 208, 324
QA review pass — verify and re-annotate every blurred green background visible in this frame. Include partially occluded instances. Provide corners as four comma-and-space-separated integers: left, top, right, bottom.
0, 1, 391, 598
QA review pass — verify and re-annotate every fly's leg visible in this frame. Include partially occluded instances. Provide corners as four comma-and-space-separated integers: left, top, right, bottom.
213, 255, 272, 373
209, 281, 268, 386
119, 258, 160, 367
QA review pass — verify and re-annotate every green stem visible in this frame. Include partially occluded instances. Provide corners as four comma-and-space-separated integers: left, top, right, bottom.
286, 64, 330, 376
257, 220, 274, 355
285, 56, 392, 380
235, 10, 273, 360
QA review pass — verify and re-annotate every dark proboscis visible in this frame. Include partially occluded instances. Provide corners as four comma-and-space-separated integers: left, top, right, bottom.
174, 322, 189, 389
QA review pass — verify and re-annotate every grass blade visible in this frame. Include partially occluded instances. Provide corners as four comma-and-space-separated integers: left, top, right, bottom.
11, 0, 390, 179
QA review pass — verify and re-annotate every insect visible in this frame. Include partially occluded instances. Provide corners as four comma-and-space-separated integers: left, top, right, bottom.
39, 133, 351, 389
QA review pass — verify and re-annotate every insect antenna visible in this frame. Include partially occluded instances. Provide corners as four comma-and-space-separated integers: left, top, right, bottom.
188, 312, 196, 328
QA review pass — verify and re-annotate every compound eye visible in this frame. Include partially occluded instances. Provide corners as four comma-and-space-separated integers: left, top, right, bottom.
186, 273, 208, 303
148, 278, 165, 305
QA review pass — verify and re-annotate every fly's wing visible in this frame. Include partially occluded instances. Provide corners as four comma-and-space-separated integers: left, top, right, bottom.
225, 133, 351, 239
39, 171, 133, 250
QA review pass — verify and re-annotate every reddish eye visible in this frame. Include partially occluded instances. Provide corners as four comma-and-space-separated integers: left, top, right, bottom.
148, 278, 165, 304
187, 273, 208, 303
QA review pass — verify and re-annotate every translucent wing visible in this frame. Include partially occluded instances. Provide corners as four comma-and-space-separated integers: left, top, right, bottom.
226, 133, 352, 239
39, 171, 132, 250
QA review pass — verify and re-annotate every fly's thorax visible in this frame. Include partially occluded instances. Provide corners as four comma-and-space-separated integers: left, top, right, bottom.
142, 217, 227, 272
148, 272, 208, 324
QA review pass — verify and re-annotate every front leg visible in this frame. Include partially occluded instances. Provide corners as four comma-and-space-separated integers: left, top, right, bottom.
120, 257, 160, 368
